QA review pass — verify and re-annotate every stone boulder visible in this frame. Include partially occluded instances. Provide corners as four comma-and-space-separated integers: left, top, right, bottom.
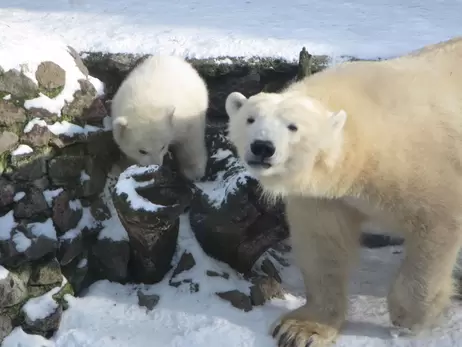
112, 164, 193, 284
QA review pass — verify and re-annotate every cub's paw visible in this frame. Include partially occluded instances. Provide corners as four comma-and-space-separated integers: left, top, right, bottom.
271, 318, 339, 347
180, 163, 206, 182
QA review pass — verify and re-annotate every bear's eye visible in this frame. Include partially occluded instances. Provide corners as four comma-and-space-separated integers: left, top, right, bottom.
288, 124, 298, 132
247, 117, 255, 124
139, 149, 148, 155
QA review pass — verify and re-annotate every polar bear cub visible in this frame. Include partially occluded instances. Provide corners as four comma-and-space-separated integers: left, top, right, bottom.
226, 36, 462, 347
111, 54, 209, 181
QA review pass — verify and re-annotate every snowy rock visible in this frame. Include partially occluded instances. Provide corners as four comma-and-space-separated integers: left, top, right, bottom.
113, 164, 193, 284
61, 79, 97, 122
0, 69, 38, 100
190, 125, 289, 274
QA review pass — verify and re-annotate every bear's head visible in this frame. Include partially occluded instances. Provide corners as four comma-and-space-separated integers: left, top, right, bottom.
225, 91, 347, 196
112, 107, 174, 167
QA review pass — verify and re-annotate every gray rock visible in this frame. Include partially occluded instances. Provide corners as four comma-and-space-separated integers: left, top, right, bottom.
0, 100, 27, 127
13, 187, 49, 219
0, 68, 38, 99
48, 155, 86, 185
20, 124, 54, 147
249, 276, 284, 306
0, 311, 13, 342
67, 46, 89, 77
112, 165, 192, 284
137, 290, 160, 311
81, 98, 108, 126
29, 258, 62, 286
52, 191, 83, 235
91, 238, 130, 283
89, 197, 111, 222
58, 231, 84, 266
0, 178, 16, 208
261, 258, 282, 283
35, 61, 66, 92
216, 290, 252, 312
169, 252, 196, 288
0, 268, 28, 308
206, 270, 230, 280
0, 131, 19, 155
8, 145, 54, 183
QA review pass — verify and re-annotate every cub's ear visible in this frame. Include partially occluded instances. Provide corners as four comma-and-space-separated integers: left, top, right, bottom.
225, 92, 247, 118
329, 109, 347, 135
112, 116, 128, 139
166, 106, 176, 127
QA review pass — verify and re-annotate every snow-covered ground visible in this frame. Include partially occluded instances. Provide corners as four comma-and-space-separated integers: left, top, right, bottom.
4, 208, 462, 347
1, 0, 462, 60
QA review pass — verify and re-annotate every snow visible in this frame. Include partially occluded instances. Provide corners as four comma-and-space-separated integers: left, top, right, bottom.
97, 171, 129, 241
24, 118, 107, 137
1, 1, 461, 61
43, 188, 64, 207
28, 218, 57, 240
12, 231, 32, 252
13, 192, 26, 202
3, 212, 462, 347
80, 170, 90, 182
114, 165, 167, 212
22, 286, 62, 322
11, 144, 34, 156
0, 211, 18, 240
0, 265, 9, 281
195, 149, 253, 208
69, 199, 82, 211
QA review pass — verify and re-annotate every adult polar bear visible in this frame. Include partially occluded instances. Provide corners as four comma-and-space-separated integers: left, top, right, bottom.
226, 37, 462, 347
111, 54, 208, 181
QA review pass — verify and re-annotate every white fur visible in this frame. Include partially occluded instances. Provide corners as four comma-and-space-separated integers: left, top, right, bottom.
226, 36, 462, 347
111, 54, 209, 180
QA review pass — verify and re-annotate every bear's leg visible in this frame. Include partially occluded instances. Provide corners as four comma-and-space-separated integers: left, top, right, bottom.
271, 197, 363, 347
173, 121, 208, 181
387, 219, 462, 335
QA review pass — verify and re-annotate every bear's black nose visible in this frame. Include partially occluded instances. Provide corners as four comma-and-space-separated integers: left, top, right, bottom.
250, 140, 275, 158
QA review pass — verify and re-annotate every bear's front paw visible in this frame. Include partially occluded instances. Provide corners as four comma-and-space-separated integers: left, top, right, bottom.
271, 318, 339, 347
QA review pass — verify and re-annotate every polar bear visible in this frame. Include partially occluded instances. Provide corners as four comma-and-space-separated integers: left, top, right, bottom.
225, 36, 462, 347
111, 54, 209, 181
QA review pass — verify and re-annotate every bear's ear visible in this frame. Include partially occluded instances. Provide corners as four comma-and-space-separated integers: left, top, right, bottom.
225, 92, 247, 118
112, 116, 129, 139
329, 110, 347, 136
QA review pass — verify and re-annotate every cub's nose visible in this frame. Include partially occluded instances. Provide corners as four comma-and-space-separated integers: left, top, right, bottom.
250, 140, 275, 158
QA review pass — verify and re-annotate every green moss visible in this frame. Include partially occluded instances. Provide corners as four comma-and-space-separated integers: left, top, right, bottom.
40, 85, 64, 99
0, 90, 10, 99
52, 282, 74, 310
0, 151, 9, 174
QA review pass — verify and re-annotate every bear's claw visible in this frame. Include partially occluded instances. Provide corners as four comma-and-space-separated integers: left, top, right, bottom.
271, 319, 336, 347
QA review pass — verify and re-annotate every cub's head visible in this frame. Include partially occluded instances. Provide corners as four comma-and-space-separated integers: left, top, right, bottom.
112, 108, 174, 166
225, 91, 347, 190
